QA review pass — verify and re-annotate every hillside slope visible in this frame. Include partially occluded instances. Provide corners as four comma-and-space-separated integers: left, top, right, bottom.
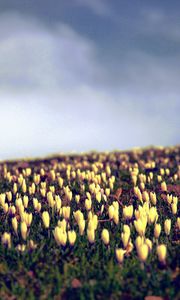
0, 146, 180, 299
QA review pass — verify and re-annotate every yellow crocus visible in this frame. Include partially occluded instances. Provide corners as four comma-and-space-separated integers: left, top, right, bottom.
164, 219, 171, 236
137, 244, 149, 262
157, 244, 167, 263
53, 227, 67, 246
1, 232, 11, 249
68, 230, 76, 246
23, 196, 29, 208
116, 248, 126, 264
79, 219, 85, 236
154, 223, 161, 239
42, 211, 50, 229
121, 232, 130, 248
161, 181, 167, 192
21, 221, 28, 240
150, 192, 157, 205
87, 229, 95, 244
96, 191, 101, 203
62, 206, 71, 220
101, 229, 109, 245
108, 205, 114, 219
12, 217, 18, 235
148, 207, 158, 224
145, 238, 152, 251
134, 218, 147, 236
171, 203, 177, 215
123, 205, 133, 220
85, 198, 92, 211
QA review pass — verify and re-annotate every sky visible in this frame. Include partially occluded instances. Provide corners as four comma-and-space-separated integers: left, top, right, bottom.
0, 0, 179, 160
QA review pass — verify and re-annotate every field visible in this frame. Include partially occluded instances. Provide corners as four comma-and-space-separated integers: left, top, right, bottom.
0, 146, 179, 300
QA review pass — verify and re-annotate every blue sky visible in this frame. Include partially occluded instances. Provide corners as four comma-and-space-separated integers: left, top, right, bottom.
0, 0, 179, 159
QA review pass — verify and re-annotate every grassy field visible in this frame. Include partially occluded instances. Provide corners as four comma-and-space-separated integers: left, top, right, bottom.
0, 146, 179, 300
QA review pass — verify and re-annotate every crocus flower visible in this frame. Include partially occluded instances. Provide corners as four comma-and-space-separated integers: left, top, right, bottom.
42, 211, 50, 229
101, 229, 109, 245
157, 244, 167, 263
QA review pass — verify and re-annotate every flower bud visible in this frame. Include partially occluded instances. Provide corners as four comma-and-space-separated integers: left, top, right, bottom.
157, 244, 167, 263
68, 230, 76, 246
23, 196, 29, 208
75, 195, 80, 203
135, 236, 144, 250
105, 188, 110, 197
167, 194, 173, 204
53, 227, 67, 246
96, 192, 101, 203
137, 244, 149, 262
101, 229, 109, 245
164, 219, 171, 236
1, 232, 11, 249
58, 177, 64, 188
161, 181, 167, 192
12, 217, 18, 235
55, 196, 62, 212
134, 218, 146, 236
85, 198, 92, 211
3, 203, 9, 214
150, 192, 157, 205
42, 211, 50, 229
142, 191, 149, 202
123, 205, 133, 220
113, 209, 119, 225
116, 248, 125, 263
108, 205, 114, 219
87, 229, 95, 243
145, 238, 152, 251
33, 198, 38, 210
58, 219, 67, 232
79, 219, 85, 235
62, 206, 71, 220
121, 232, 130, 248
13, 183, 18, 194
171, 203, 177, 215
25, 213, 33, 227
28, 239, 37, 250
6, 191, 12, 202
123, 224, 131, 235
22, 179, 27, 193
148, 207, 158, 224
17, 244, 26, 252
154, 223, 161, 239
21, 221, 28, 240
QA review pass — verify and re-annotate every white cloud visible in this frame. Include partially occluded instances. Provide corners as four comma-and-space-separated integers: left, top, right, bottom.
139, 8, 180, 42
1, 91, 177, 160
0, 12, 103, 94
0, 12, 179, 159
74, 0, 110, 16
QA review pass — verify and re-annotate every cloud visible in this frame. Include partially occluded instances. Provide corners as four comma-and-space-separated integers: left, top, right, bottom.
0, 11, 179, 159
137, 8, 180, 42
74, 0, 110, 16
1, 90, 177, 160
0, 12, 103, 94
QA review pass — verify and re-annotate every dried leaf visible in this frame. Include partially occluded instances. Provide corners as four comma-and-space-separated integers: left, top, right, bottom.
71, 278, 82, 288
115, 188, 122, 199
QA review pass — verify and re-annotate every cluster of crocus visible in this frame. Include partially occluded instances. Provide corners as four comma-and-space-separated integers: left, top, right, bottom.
0, 146, 179, 267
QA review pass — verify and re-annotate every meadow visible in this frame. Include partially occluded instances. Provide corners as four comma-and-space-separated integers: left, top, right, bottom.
0, 146, 179, 300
